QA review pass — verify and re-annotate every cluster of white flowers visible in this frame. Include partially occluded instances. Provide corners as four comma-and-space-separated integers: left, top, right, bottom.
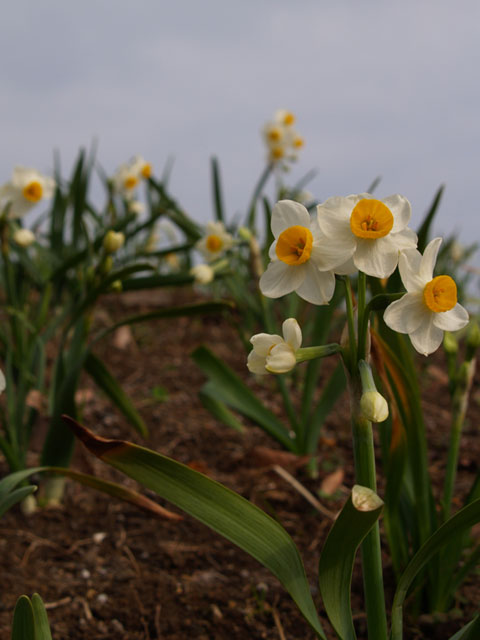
262, 110, 304, 166
112, 155, 152, 200
0, 167, 56, 219
252, 196, 468, 364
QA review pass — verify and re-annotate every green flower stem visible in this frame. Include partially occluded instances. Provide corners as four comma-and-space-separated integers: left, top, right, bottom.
342, 276, 357, 373
349, 374, 388, 640
295, 344, 342, 363
442, 358, 476, 521
357, 271, 368, 362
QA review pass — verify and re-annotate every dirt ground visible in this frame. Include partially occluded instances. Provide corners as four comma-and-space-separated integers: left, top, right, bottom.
0, 287, 478, 640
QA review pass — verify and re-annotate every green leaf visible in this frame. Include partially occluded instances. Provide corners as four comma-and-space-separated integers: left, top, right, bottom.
391, 498, 480, 640
211, 157, 225, 222
122, 273, 194, 290
84, 352, 148, 438
199, 384, 245, 432
192, 346, 295, 451
31, 594, 53, 640
448, 616, 480, 640
65, 417, 326, 639
11, 595, 35, 640
318, 486, 384, 640
0, 485, 37, 518
416, 184, 445, 253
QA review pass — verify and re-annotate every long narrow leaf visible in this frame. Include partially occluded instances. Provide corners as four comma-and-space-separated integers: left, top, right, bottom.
319, 486, 384, 640
11, 596, 35, 640
211, 157, 225, 222
0, 485, 37, 518
448, 616, 480, 640
84, 352, 148, 438
65, 417, 326, 638
391, 498, 480, 640
31, 594, 53, 640
192, 346, 295, 451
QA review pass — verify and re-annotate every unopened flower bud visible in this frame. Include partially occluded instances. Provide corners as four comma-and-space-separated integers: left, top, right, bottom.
110, 279, 123, 292
360, 390, 389, 423
190, 264, 214, 285
103, 230, 125, 254
238, 226, 252, 241
13, 228, 35, 247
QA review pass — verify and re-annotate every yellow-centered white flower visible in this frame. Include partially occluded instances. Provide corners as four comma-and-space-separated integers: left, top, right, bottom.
383, 237, 469, 355
316, 193, 417, 278
262, 110, 304, 165
196, 221, 233, 262
0, 167, 56, 218
260, 200, 336, 305
247, 318, 301, 375
130, 155, 152, 180
112, 155, 150, 199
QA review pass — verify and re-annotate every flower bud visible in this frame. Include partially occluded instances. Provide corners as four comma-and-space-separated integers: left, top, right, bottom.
190, 264, 214, 285
103, 230, 125, 254
110, 279, 123, 292
360, 390, 389, 423
13, 228, 35, 247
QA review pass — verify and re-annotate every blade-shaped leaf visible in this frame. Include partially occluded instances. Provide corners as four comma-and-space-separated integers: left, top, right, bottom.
448, 616, 480, 640
318, 486, 384, 640
84, 352, 148, 438
211, 156, 225, 222
11, 596, 34, 640
199, 385, 245, 432
0, 485, 37, 518
65, 416, 326, 638
31, 594, 53, 640
192, 346, 295, 451
391, 498, 480, 640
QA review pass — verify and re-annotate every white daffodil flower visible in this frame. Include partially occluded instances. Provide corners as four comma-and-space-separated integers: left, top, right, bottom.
316, 193, 417, 278
247, 318, 301, 375
259, 200, 336, 305
13, 228, 35, 247
195, 221, 233, 262
262, 110, 304, 165
383, 237, 469, 355
130, 155, 152, 179
0, 167, 56, 218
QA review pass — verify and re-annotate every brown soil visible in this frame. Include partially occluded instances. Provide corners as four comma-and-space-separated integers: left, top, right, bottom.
0, 288, 478, 640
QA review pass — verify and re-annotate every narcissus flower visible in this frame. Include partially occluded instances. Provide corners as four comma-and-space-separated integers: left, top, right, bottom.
260, 200, 336, 305
262, 109, 304, 165
316, 193, 417, 278
195, 221, 233, 262
0, 167, 56, 218
384, 237, 469, 355
190, 263, 214, 285
13, 228, 35, 247
130, 155, 152, 179
247, 318, 301, 375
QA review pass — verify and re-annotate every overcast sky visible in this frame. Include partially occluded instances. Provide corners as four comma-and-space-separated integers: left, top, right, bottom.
1, 1, 479, 272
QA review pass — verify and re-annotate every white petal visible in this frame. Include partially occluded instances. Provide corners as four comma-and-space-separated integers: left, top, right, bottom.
247, 351, 269, 375
295, 261, 335, 305
250, 333, 282, 357
310, 234, 355, 271
271, 200, 311, 237
266, 343, 296, 373
420, 237, 442, 282
391, 227, 418, 251
282, 318, 302, 350
268, 240, 277, 260
260, 261, 306, 298
409, 316, 444, 356
383, 292, 426, 333
432, 303, 469, 331
382, 194, 412, 233
332, 255, 356, 275
316, 196, 353, 236
354, 238, 398, 278
398, 249, 424, 292
0, 369, 5, 394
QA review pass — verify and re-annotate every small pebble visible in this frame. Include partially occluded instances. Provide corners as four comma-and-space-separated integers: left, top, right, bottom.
93, 532, 107, 544
80, 569, 91, 579
97, 593, 108, 605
